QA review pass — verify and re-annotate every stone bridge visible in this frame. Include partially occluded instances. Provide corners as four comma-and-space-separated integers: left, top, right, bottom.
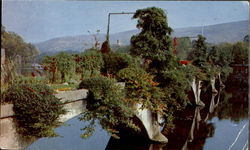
0, 89, 88, 150
0, 88, 167, 149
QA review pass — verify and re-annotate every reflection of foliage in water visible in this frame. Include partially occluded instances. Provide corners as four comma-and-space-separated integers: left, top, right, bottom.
190, 122, 215, 150
164, 106, 215, 150
216, 89, 248, 122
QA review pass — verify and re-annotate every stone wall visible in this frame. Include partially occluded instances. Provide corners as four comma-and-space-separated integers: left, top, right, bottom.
54, 89, 88, 122
0, 89, 88, 149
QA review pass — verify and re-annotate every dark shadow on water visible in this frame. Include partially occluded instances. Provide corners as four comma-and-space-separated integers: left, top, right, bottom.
105, 79, 248, 150
105, 137, 161, 150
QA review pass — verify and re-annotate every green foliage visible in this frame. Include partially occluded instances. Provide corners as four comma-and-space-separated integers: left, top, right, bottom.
232, 42, 248, 64
1, 59, 17, 90
3, 83, 66, 138
117, 67, 166, 115
112, 45, 131, 53
129, 7, 191, 132
188, 35, 222, 81
42, 56, 58, 83
182, 64, 206, 81
14, 76, 48, 84
191, 35, 208, 67
175, 37, 192, 60
55, 52, 75, 82
1, 25, 39, 63
80, 50, 104, 77
160, 66, 191, 111
48, 83, 78, 91
216, 91, 248, 122
42, 52, 76, 83
130, 7, 173, 62
78, 76, 139, 138
102, 52, 140, 76
208, 44, 233, 80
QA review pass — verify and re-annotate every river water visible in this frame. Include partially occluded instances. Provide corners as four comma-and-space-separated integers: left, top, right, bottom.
25, 84, 248, 150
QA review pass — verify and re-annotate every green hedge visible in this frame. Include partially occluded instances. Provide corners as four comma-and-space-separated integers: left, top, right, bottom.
3, 83, 66, 138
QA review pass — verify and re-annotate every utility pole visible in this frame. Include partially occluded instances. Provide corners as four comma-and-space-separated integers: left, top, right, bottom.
201, 22, 206, 36
106, 12, 135, 42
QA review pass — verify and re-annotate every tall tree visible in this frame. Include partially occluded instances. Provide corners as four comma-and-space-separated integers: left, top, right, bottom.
55, 52, 75, 82
232, 42, 248, 64
130, 7, 190, 120
191, 35, 207, 67
130, 7, 174, 69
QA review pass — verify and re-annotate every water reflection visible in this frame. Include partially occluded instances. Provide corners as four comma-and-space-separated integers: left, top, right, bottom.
26, 81, 248, 150
106, 84, 248, 150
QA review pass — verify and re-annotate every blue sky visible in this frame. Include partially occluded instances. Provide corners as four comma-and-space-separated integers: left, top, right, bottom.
2, 1, 249, 43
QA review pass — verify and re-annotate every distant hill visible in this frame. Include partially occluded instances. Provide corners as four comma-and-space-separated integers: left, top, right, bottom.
172, 20, 249, 44
34, 20, 248, 53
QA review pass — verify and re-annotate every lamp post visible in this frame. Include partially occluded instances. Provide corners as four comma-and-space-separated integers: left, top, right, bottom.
106, 12, 135, 42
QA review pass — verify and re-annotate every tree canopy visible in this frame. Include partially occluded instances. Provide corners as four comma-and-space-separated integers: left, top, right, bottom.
130, 7, 191, 128
191, 35, 208, 67
1, 26, 40, 63
130, 7, 173, 63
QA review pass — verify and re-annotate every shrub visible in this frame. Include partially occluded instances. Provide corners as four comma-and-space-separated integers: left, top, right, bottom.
14, 76, 48, 84
117, 67, 166, 115
80, 50, 104, 77
42, 52, 76, 83
55, 52, 76, 82
117, 67, 177, 131
78, 76, 139, 138
102, 52, 140, 76
3, 83, 66, 138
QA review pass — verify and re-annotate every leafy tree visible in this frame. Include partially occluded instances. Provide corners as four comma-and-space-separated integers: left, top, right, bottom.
208, 43, 233, 80
130, 7, 173, 64
1, 25, 39, 64
188, 35, 222, 81
175, 37, 192, 60
42, 56, 58, 83
130, 7, 191, 131
55, 52, 75, 82
80, 49, 104, 78
207, 46, 219, 65
191, 35, 207, 67
130, 7, 177, 77
101, 52, 140, 76
42, 52, 75, 83
232, 42, 248, 64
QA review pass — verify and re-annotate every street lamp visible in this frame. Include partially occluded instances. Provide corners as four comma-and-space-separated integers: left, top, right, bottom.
106, 12, 135, 42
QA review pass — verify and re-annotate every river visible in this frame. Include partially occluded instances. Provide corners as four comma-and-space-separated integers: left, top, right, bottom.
25, 83, 248, 150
